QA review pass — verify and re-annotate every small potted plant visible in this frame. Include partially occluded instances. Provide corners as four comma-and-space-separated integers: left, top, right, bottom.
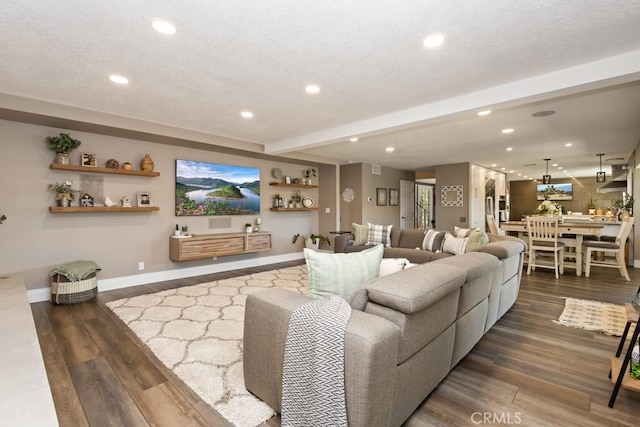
303, 168, 317, 185
291, 191, 302, 208
46, 133, 82, 164
122, 162, 133, 170
273, 193, 281, 208
245, 222, 253, 233
48, 182, 79, 207
587, 198, 597, 215
181, 225, 189, 236
292, 233, 331, 250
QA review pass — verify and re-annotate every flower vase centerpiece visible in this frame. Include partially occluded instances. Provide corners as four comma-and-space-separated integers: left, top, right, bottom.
534, 200, 560, 217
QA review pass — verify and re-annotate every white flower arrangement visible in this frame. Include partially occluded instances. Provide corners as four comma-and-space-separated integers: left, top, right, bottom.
534, 200, 560, 215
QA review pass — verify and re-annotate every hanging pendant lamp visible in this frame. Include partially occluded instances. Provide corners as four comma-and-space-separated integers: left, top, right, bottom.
596, 154, 606, 182
542, 158, 551, 184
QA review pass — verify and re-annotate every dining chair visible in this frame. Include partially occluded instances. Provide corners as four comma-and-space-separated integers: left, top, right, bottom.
486, 214, 505, 235
526, 215, 565, 279
584, 216, 634, 281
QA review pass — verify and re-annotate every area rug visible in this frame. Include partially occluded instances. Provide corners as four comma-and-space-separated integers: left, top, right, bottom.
106, 265, 309, 427
552, 297, 627, 336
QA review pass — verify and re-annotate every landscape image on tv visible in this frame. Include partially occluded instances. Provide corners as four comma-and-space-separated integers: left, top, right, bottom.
175, 160, 260, 216
536, 183, 573, 201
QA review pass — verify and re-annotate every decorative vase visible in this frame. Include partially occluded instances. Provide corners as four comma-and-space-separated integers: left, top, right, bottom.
588, 209, 596, 215
55, 153, 70, 165
57, 197, 70, 208
246, 226, 252, 233
141, 154, 154, 172
123, 163, 132, 170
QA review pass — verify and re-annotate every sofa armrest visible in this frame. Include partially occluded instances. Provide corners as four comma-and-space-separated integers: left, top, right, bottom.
243, 288, 400, 427
474, 239, 526, 259
334, 233, 355, 253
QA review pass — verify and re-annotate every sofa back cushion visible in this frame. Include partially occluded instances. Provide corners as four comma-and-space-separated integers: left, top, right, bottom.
396, 229, 427, 249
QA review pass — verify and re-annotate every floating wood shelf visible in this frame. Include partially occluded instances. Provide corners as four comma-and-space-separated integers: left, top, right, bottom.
170, 232, 272, 261
49, 206, 159, 213
611, 357, 640, 393
269, 207, 318, 212
269, 182, 317, 188
50, 163, 160, 177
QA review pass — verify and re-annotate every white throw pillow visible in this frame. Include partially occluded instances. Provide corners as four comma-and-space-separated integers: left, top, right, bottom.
366, 223, 393, 247
442, 232, 469, 255
304, 244, 384, 301
379, 258, 408, 277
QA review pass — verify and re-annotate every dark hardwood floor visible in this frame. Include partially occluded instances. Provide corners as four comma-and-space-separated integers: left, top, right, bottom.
32, 261, 640, 426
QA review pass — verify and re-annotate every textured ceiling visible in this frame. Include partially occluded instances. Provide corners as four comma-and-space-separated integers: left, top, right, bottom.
1, 1, 640, 179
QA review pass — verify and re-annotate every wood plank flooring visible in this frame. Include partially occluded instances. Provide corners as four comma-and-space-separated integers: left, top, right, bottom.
32, 261, 640, 426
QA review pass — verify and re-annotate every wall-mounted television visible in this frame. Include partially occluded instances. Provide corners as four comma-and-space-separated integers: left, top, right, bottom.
175, 159, 260, 216
536, 183, 573, 201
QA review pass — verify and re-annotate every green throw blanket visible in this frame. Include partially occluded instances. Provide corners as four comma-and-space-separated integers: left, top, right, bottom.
49, 260, 101, 282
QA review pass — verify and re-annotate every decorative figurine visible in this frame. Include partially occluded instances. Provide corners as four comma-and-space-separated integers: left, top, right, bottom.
141, 154, 155, 172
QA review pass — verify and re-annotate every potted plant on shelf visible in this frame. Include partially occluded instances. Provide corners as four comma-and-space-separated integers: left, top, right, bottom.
291, 191, 302, 208
48, 182, 79, 207
245, 222, 253, 233
122, 162, 133, 170
587, 198, 597, 215
292, 233, 331, 250
46, 133, 82, 164
303, 168, 317, 185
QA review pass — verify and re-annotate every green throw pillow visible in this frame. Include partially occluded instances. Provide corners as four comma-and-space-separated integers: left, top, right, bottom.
352, 223, 369, 246
304, 244, 384, 301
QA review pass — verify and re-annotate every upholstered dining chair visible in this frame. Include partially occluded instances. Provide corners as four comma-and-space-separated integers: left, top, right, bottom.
486, 214, 505, 235
526, 215, 565, 279
584, 216, 634, 281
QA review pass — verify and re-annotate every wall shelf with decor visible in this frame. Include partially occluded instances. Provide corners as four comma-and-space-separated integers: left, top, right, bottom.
269, 207, 318, 212
50, 163, 160, 177
49, 206, 159, 213
170, 232, 272, 261
269, 182, 318, 189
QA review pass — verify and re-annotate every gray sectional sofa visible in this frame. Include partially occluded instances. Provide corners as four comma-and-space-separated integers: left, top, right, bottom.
243, 233, 526, 426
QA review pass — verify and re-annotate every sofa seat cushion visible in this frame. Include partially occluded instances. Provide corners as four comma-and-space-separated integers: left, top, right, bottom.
304, 244, 384, 301
384, 248, 434, 264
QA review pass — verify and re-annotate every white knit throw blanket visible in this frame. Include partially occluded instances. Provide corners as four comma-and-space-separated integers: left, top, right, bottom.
281, 296, 352, 427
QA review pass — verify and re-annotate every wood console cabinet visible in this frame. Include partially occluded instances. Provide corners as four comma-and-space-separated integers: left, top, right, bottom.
169, 232, 272, 261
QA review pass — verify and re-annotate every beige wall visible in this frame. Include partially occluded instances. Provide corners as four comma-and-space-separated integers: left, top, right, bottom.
0, 119, 336, 290
435, 163, 470, 231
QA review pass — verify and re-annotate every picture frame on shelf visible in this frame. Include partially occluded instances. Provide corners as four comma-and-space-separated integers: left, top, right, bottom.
284, 176, 291, 184
376, 188, 387, 206
389, 188, 399, 206
81, 153, 97, 167
137, 191, 152, 206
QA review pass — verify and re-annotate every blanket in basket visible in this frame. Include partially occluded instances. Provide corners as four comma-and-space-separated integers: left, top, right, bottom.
281, 295, 352, 427
49, 260, 101, 281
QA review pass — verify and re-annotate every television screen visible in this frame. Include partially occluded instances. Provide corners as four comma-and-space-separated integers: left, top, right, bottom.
175, 160, 260, 216
536, 183, 573, 201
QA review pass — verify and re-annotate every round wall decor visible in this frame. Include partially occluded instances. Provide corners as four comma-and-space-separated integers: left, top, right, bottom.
342, 187, 355, 202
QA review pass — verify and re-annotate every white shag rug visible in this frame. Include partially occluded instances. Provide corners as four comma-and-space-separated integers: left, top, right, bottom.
106, 265, 309, 427
552, 297, 627, 336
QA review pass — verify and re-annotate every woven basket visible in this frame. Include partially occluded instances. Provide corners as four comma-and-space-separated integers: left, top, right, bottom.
50, 273, 98, 305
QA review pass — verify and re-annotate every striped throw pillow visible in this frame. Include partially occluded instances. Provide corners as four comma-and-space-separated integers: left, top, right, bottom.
442, 232, 469, 255
366, 223, 393, 247
422, 229, 446, 252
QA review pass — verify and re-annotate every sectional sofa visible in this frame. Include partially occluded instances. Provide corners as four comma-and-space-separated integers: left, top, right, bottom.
243, 232, 526, 426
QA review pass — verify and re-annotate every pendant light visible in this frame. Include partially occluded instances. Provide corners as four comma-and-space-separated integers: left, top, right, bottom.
596, 154, 606, 182
542, 158, 551, 184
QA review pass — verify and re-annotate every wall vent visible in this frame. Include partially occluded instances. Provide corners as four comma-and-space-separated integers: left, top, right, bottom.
372, 164, 381, 175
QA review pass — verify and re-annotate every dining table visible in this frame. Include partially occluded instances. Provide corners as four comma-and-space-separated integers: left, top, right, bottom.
500, 220, 605, 276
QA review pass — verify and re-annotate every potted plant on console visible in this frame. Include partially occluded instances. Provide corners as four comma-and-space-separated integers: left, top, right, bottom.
245, 223, 253, 233
292, 233, 330, 250
48, 182, 79, 207
46, 133, 81, 165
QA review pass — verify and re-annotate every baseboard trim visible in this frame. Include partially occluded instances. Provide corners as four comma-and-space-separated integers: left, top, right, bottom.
28, 252, 305, 303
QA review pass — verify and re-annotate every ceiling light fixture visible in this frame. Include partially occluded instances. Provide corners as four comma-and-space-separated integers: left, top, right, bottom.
350, 137, 358, 142
478, 110, 491, 116
385, 147, 395, 152
422, 33, 445, 48
506, 147, 513, 151
305, 85, 320, 94
240, 111, 253, 118
502, 128, 514, 134
151, 20, 177, 35
565, 142, 573, 147
109, 74, 128, 84
542, 158, 551, 184
596, 153, 606, 182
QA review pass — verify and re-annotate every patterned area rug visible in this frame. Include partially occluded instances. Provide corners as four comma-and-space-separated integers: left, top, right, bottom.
552, 298, 627, 336
106, 265, 308, 427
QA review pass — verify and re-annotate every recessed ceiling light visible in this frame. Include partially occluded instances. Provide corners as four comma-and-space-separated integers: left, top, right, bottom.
478, 110, 492, 116
422, 33, 445, 48
151, 20, 176, 35
109, 74, 128, 84
506, 147, 513, 151
240, 111, 253, 118
385, 147, 395, 152
524, 176, 529, 179
509, 170, 514, 173
491, 163, 497, 167
502, 128, 514, 134
350, 137, 358, 142
552, 163, 558, 167
501, 167, 506, 170
517, 173, 522, 176
531, 110, 556, 117
565, 142, 573, 147
558, 166, 563, 170
305, 85, 320, 94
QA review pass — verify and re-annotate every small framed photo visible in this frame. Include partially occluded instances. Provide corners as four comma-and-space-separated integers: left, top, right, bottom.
284, 176, 292, 184
81, 153, 97, 167
389, 188, 399, 206
376, 188, 387, 206
137, 191, 152, 206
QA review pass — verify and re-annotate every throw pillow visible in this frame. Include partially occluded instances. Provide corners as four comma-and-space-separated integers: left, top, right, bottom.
454, 226, 474, 238
379, 258, 408, 277
465, 229, 489, 253
442, 232, 469, 255
352, 223, 369, 246
422, 229, 446, 252
304, 244, 384, 301
366, 223, 393, 247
